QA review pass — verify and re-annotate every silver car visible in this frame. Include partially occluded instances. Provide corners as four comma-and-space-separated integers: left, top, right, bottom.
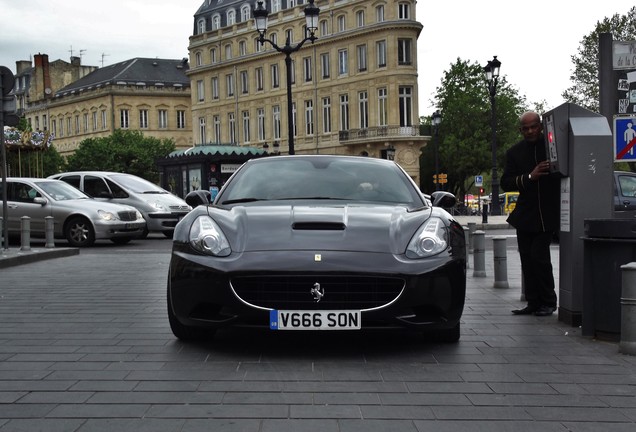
0, 178, 146, 247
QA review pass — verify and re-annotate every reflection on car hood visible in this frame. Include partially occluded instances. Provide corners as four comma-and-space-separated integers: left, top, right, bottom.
209, 204, 434, 254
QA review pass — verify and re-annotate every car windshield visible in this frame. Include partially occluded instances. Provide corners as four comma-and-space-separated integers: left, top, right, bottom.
219, 157, 422, 206
109, 174, 168, 194
34, 180, 90, 201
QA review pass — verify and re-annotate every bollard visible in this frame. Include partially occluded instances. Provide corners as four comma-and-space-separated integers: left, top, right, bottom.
492, 236, 508, 288
463, 226, 470, 269
45, 216, 55, 248
467, 222, 476, 253
472, 230, 486, 277
620, 262, 636, 356
482, 203, 488, 224
20, 216, 31, 252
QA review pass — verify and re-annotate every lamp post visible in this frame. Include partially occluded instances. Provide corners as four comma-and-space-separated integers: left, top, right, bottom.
484, 55, 501, 216
254, 0, 320, 156
432, 110, 441, 191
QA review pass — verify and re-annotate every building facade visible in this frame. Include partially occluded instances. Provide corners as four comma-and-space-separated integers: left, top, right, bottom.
188, 0, 427, 182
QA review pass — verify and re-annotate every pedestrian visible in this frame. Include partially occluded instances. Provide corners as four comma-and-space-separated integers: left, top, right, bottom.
500, 111, 560, 316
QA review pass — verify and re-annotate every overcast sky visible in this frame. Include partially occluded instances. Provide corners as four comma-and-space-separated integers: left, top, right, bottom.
1, 0, 634, 116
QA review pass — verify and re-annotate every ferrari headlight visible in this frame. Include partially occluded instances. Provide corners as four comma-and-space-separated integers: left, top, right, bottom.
406, 217, 448, 258
189, 215, 231, 257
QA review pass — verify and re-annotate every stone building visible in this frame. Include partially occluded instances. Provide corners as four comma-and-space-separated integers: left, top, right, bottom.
188, 0, 428, 183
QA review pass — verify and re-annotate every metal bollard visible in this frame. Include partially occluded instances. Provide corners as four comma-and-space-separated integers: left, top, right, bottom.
20, 216, 31, 252
45, 216, 55, 248
620, 262, 636, 356
467, 222, 476, 253
463, 226, 470, 269
482, 203, 488, 224
472, 230, 486, 277
492, 236, 508, 288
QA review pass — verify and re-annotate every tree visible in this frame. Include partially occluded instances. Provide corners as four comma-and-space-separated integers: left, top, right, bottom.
422, 58, 526, 202
562, 6, 636, 111
65, 129, 175, 183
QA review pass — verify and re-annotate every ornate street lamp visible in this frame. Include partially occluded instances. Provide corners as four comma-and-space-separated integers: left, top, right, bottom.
484, 55, 501, 215
254, 0, 320, 155
432, 110, 442, 191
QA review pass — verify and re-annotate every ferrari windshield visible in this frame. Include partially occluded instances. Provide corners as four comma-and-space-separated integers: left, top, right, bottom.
219, 156, 424, 206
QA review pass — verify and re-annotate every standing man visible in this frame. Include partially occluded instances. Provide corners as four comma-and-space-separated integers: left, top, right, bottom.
501, 111, 560, 316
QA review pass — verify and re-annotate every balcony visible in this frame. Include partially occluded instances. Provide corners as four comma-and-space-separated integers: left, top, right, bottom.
338, 125, 421, 142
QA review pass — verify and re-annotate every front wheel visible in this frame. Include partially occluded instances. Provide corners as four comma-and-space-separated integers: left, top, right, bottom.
65, 216, 95, 247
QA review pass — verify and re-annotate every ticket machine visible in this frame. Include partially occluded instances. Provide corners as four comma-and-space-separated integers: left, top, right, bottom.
541, 103, 614, 326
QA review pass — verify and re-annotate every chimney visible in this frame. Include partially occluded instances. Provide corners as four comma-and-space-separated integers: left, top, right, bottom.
16, 60, 32, 74
33, 53, 52, 100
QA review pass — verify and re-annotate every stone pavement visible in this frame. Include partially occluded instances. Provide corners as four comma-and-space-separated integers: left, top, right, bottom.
0, 223, 635, 431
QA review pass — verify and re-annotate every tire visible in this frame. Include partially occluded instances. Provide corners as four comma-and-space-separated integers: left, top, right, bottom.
65, 216, 96, 247
167, 280, 215, 341
111, 237, 132, 245
138, 225, 149, 239
423, 323, 460, 343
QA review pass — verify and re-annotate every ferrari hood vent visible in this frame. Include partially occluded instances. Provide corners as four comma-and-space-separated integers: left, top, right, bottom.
292, 221, 346, 231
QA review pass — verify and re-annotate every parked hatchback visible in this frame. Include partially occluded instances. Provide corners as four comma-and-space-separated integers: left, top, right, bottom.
614, 171, 636, 213
0, 178, 146, 247
50, 172, 191, 238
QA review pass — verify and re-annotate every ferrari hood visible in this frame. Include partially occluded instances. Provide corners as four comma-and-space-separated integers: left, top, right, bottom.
210, 204, 433, 254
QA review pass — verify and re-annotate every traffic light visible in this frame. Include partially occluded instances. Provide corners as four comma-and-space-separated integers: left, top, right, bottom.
479, 187, 485, 195
1, 66, 20, 127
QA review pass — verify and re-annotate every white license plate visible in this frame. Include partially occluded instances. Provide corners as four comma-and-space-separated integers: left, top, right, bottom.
270, 310, 361, 330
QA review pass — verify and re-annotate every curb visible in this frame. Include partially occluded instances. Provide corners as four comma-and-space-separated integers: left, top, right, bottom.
0, 248, 80, 269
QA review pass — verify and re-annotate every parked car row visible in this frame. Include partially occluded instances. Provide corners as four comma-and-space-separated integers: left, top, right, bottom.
1, 172, 191, 247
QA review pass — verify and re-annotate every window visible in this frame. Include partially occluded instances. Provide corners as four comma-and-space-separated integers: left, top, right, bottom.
120, 109, 129, 129
256, 67, 264, 91
320, 53, 330, 79
356, 45, 367, 72
257, 108, 266, 141
356, 10, 364, 27
339, 94, 349, 130
228, 112, 236, 143
211, 48, 218, 63
273, 105, 281, 140
322, 97, 331, 133
225, 44, 232, 60
92, 112, 97, 131
242, 111, 251, 143
285, 29, 293, 44
227, 9, 236, 25
212, 76, 219, 99
66, 118, 71, 136
177, 110, 186, 129
197, 18, 206, 34
398, 39, 412, 65
271, 64, 280, 88
239, 41, 247, 56
292, 102, 297, 137
303, 57, 312, 82
83, 113, 89, 132
42, 114, 47, 131
305, 100, 314, 135
75, 115, 80, 134
376, 40, 387, 67
240, 70, 249, 94
376, 5, 385, 22
241, 5, 251, 21
197, 80, 205, 102
199, 117, 206, 144
398, 3, 410, 19
272, 0, 281, 13
139, 109, 149, 129
337, 15, 346, 32
212, 14, 221, 30
159, 109, 168, 128
399, 86, 413, 126
290, 60, 296, 84
320, 20, 329, 37
358, 91, 368, 129
378, 88, 388, 127
101, 110, 107, 130
338, 49, 348, 75
52, 119, 57, 137
195, 52, 202, 66
255, 38, 263, 53
213, 115, 221, 143
226, 74, 234, 97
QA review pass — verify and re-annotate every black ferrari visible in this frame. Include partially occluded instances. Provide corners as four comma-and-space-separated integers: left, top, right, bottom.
168, 155, 466, 341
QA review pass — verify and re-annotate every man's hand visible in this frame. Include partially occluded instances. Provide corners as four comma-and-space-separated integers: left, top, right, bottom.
530, 160, 550, 179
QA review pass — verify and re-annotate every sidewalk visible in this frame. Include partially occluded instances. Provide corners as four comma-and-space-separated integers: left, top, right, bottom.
0, 245, 78, 269
453, 214, 511, 230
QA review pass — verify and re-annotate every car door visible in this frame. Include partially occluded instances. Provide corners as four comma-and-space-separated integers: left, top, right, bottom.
5, 181, 47, 234
615, 172, 636, 211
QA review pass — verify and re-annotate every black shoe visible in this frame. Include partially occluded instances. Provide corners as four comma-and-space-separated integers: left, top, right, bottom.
512, 306, 537, 315
534, 306, 556, 316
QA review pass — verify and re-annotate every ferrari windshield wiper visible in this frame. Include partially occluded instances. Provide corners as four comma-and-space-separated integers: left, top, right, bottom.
221, 197, 264, 204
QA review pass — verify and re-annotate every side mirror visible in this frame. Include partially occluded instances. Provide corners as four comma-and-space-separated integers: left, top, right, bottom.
185, 190, 211, 207
430, 191, 456, 209
33, 197, 48, 206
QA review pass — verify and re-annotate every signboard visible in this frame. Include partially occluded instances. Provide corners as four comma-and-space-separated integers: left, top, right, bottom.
614, 116, 636, 161
614, 41, 636, 114
221, 163, 242, 173
475, 175, 483, 187
613, 41, 636, 70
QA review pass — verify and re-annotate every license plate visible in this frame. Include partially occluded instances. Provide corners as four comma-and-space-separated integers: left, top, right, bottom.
270, 310, 361, 330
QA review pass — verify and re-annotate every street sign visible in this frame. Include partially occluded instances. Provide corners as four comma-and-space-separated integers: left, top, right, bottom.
614, 116, 636, 161
475, 175, 483, 187
433, 173, 447, 184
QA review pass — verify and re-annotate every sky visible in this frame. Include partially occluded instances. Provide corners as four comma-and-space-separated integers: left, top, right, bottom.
1, 0, 634, 117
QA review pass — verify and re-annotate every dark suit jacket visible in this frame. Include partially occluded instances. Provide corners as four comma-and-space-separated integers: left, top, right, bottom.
500, 134, 560, 232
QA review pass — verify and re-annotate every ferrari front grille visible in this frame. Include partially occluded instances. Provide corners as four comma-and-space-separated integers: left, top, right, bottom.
231, 275, 404, 311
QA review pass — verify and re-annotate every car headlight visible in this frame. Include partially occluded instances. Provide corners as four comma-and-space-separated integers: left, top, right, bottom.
149, 201, 168, 211
189, 215, 231, 257
135, 210, 144, 220
98, 210, 118, 221
406, 217, 448, 258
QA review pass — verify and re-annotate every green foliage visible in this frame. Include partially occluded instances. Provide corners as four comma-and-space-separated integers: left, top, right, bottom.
421, 58, 527, 201
562, 6, 636, 111
64, 129, 175, 183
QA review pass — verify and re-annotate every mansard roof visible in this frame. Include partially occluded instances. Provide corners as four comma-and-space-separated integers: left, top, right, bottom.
55, 57, 190, 97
